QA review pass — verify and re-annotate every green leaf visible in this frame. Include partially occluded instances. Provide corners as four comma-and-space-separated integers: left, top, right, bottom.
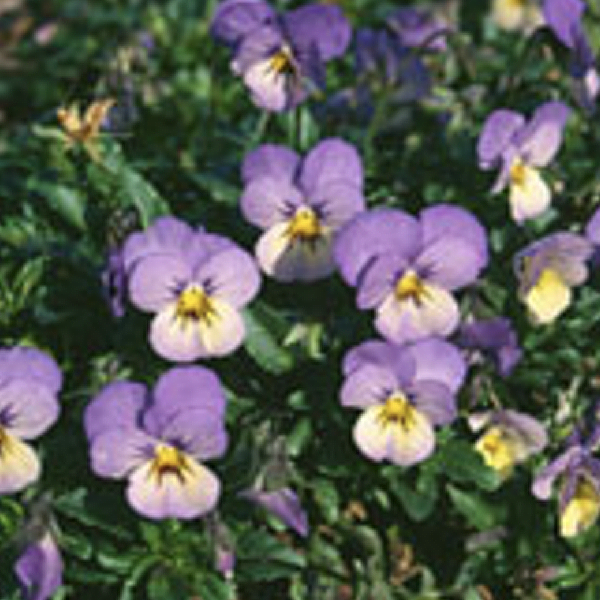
29, 182, 87, 231
446, 485, 502, 530
437, 439, 500, 491
118, 167, 170, 226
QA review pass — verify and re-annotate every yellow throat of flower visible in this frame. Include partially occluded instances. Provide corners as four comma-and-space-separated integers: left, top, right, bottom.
176, 286, 216, 323
377, 394, 416, 432
395, 270, 428, 303
560, 478, 600, 538
286, 207, 323, 243
269, 45, 296, 77
150, 444, 190, 484
0, 426, 11, 458
475, 427, 518, 478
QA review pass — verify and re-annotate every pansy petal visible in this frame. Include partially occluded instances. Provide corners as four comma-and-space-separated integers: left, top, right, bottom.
15, 533, 63, 600
408, 338, 467, 393
477, 109, 525, 169
128, 254, 191, 312
308, 181, 365, 229
342, 339, 416, 382
241, 177, 305, 229
334, 209, 421, 287
127, 457, 220, 520
356, 253, 406, 310
211, 0, 275, 46
410, 380, 457, 426
0, 380, 59, 440
524, 269, 571, 324
242, 144, 301, 184
195, 247, 261, 307
532, 447, 579, 500
586, 206, 600, 246
376, 285, 460, 344
243, 57, 292, 112
340, 364, 398, 409
543, 0, 586, 49
89, 427, 154, 478
0, 435, 40, 494
0, 347, 62, 394
509, 166, 551, 222
243, 487, 309, 536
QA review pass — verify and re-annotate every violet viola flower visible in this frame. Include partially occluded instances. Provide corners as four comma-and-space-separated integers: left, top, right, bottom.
241, 139, 365, 282
242, 487, 309, 536
334, 205, 488, 344
386, 7, 449, 52
514, 232, 593, 324
340, 337, 466, 467
85, 366, 228, 520
492, 0, 542, 33
544, 0, 600, 112
123, 216, 261, 362
469, 409, 547, 479
477, 101, 570, 223
457, 317, 522, 377
211, 0, 351, 112
0, 348, 62, 495
15, 532, 63, 600
533, 431, 600, 537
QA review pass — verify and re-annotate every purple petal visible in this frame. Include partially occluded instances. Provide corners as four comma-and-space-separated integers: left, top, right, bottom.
356, 253, 407, 310
0, 347, 62, 395
543, 0, 586, 49
340, 364, 398, 409
84, 381, 147, 441
15, 533, 63, 600
0, 380, 60, 440
410, 380, 457, 426
477, 109, 525, 169
500, 410, 548, 453
586, 207, 600, 246
195, 246, 261, 307
241, 178, 305, 229
387, 7, 448, 52
127, 254, 191, 312
299, 139, 363, 196
532, 446, 579, 500
242, 144, 300, 184
408, 338, 467, 394
243, 487, 309, 536
342, 339, 416, 382
514, 101, 571, 167
308, 181, 365, 229
334, 208, 421, 287
211, 0, 275, 47
283, 4, 351, 61
89, 427, 154, 478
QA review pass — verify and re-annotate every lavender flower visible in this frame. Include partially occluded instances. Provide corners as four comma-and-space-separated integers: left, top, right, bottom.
340, 338, 466, 467
211, 0, 351, 112
85, 366, 228, 520
458, 317, 522, 377
544, 0, 599, 112
15, 532, 63, 600
242, 487, 309, 536
477, 101, 570, 223
585, 206, 600, 265
469, 409, 547, 479
514, 232, 592, 324
122, 216, 261, 362
492, 0, 542, 33
334, 205, 488, 344
386, 7, 449, 52
533, 432, 600, 537
0, 348, 62, 495
241, 139, 365, 281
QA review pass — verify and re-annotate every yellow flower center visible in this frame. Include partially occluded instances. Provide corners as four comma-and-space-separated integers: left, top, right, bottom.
268, 45, 296, 77
0, 426, 11, 458
395, 270, 429, 303
560, 478, 600, 538
377, 394, 416, 432
286, 207, 323, 243
510, 160, 528, 187
475, 427, 518, 478
175, 286, 216, 323
150, 444, 191, 484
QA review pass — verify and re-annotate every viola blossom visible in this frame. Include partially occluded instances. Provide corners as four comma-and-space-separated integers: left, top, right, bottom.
585, 206, 600, 265
477, 101, 571, 223
544, 0, 600, 113
0, 347, 62, 495
514, 232, 593, 324
533, 430, 600, 538
340, 337, 466, 467
387, 7, 449, 52
15, 532, 63, 600
457, 317, 522, 377
241, 139, 365, 282
85, 366, 228, 520
211, 0, 351, 112
491, 0, 542, 33
334, 205, 488, 344
122, 216, 260, 362
469, 409, 547, 479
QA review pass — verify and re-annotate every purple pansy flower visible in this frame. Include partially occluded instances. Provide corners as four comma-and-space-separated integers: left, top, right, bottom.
458, 317, 522, 377
514, 232, 593, 324
122, 216, 261, 362
544, 0, 600, 112
387, 7, 449, 52
469, 409, 547, 479
340, 337, 466, 467
334, 205, 488, 344
533, 429, 600, 537
85, 366, 228, 520
211, 0, 351, 112
242, 486, 309, 536
241, 139, 365, 282
492, 0, 542, 33
0, 348, 62, 495
477, 101, 570, 223
15, 532, 63, 600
